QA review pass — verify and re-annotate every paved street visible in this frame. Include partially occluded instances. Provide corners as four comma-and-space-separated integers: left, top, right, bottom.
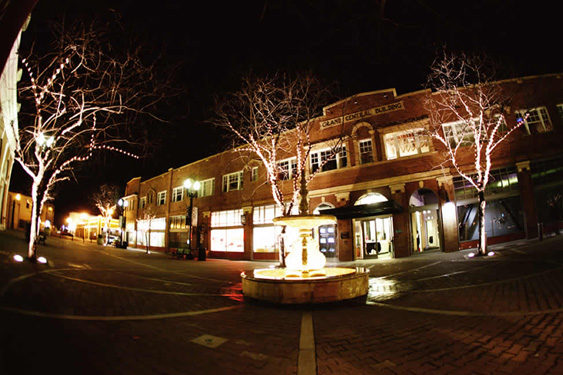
1, 230, 562, 375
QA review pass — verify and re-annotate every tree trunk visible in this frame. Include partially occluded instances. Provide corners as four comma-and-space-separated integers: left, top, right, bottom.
27, 182, 40, 259
478, 191, 487, 255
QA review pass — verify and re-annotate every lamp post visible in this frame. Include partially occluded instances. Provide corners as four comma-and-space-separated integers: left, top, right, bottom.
183, 178, 200, 258
117, 198, 129, 248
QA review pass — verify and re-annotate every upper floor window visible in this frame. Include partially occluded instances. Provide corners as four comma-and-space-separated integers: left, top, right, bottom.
277, 158, 297, 180
222, 171, 243, 192
251, 167, 258, 182
454, 167, 519, 201
311, 146, 347, 172
384, 128, 431, 159
172, 186, 184, 202
199, 178, 215, 197
140, 196, 147, 209
157, 191, 166, 206
557, 104, 563, 123
358, 139, 374, 164
516, 106, 552, 135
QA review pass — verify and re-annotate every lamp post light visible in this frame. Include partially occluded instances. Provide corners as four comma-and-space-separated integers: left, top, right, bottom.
117, 198, 129, 248
183, 178, 200, 258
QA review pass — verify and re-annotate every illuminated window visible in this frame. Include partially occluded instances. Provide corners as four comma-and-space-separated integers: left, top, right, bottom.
516, 106, 553, 135
454, 167, 519, 200
251, 167, 258, 182
211, 209, 243, 227
140, 196, 146, 209
169, 215, 187, 230
172, 186, 184, 202
199, 178, 215, 197
439, 120, 476, 148
311, 146, 347, 172
276, 157, 297, 180
157, 191, 166, 206
358, 139, 374, 164
384, 128, 431, 159
222, 171, 243, 192
557, 104, 563, 122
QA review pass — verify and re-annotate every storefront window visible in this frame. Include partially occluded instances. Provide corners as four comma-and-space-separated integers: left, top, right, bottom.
210, 228, 244, 252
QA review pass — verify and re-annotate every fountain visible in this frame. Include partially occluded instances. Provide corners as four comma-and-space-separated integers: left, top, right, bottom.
241, 176, 369, 304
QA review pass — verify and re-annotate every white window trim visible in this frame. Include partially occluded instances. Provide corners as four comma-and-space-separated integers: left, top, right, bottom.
222, 171, 244, 192
199, 178, 215, 197
172, 186, 184, 202
516, 106, 552, 135
310, 145, 348, 172
439, 120, 476, 149
276, 157, 297, 180
140, 196, 147, 209
358, 138, 374, 164
251, 167, 258, 182
157, 191, 167, 206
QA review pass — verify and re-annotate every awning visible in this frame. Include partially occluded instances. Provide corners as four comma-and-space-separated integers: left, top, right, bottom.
319, 201, 403, 220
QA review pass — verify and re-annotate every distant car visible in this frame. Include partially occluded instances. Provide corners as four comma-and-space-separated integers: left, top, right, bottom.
60, 231, 73, 238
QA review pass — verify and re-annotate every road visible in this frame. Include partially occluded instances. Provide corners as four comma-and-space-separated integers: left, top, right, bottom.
1, 230, 562, 374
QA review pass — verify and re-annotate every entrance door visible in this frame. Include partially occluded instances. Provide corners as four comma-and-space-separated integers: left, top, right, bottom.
318, 225, 336, 258
357, 215, 393, 259
411, 209, 440, 252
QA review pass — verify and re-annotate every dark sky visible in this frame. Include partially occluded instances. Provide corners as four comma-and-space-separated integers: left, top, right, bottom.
9, 0, 560, 225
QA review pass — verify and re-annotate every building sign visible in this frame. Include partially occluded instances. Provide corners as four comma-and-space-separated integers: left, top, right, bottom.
320, 101, 405, 128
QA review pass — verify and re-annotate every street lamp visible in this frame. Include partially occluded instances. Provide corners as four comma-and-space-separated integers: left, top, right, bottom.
183, 178, 200, 258
117, 198, 129, 248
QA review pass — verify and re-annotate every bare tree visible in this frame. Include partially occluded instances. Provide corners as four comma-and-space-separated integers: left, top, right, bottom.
425, 51, 526, 255
137, 206, 156, 254
91, 184, 120, 244
13, 20, 165, 260
213, 73, 343, 265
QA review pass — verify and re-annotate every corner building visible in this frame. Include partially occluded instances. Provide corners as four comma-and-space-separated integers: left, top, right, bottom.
123, 74, 563, 261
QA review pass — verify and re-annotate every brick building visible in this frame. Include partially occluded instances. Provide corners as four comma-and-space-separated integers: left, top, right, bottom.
122, 74, 563, 261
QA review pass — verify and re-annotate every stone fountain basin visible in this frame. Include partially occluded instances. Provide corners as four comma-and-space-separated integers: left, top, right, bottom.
241, 267, 370, 304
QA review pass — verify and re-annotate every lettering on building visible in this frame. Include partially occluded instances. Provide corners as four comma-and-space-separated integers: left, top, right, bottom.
320, 101, 405, 129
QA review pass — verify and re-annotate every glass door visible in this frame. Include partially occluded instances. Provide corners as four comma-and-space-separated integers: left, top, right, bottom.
318, 225, 336, 258
360, 215, 393, 259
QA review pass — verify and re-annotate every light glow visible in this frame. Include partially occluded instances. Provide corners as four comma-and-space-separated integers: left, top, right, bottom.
468, 252, 475, 258
15, 194, 21, 201
13, 254, 24, 262
37, 256, 47, 264
487, 251, 495, 256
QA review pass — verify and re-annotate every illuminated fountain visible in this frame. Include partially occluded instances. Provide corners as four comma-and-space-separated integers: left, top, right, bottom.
241, 177, 369, 304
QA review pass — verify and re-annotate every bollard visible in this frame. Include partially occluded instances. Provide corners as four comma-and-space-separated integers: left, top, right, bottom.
538, 222, 543, 241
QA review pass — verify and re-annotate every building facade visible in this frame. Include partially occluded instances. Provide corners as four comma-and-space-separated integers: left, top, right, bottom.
123, 74, 563, 261
6, 191, 55, 232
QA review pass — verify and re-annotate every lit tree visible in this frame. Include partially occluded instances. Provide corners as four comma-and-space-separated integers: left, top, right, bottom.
213, 73, 343, 265
425, 51, 526, 255
91, 184, 120, 244
13, 21, 163, 260
137, 206, 156, 254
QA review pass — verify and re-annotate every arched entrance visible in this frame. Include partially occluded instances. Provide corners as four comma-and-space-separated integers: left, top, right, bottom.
409, 188, 441, 253
353, 193, 394, 259
314, 203, 337, 258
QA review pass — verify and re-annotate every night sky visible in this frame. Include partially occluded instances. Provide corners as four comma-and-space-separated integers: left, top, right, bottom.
9, 0, 560, 226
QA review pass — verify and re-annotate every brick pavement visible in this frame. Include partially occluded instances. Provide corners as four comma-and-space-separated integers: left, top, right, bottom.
0, 230, 562, 374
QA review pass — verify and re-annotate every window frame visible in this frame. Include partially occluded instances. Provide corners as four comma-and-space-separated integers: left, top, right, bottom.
157, 191, 167, 206
516, 106, 553, 135
222, 171, 244, 192
172, 186, 184, 202
199, 178, 215, 197
439, 120, 476, 149
383, 127, 432, 159
276, 157, 297, 180
140, 196, 147, 209
310, 145, 347, 173
358, 138, 374, 164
